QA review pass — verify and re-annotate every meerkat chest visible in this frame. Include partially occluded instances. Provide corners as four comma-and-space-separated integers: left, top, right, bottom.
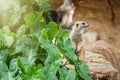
70, 32, 83, 43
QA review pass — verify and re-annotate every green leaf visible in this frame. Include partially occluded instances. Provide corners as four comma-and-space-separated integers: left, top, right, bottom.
14, 37, 32, 53
66, 69, 77, 80
24, 14, 35, 28
47, 73, 58, 80
62, 29, 69, 37
30, 22, 45, 37
62, 37, 77, 61
17, 51, 42, 80
39, 35, 61, 80
36, 11, 44, 22
74, 60, 92, 80
56, 36, 92, 80
41, 28, 48, 39
1, 26, 14, 47
2, 34, 14, 47
47, 21, 58, 41
55, 26, 63, 38
59, 67, 68, 80
16, 24, 26, 37
0, 59, 18, 80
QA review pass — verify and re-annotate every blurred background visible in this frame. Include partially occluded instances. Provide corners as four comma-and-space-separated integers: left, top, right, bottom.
49, 0, 120, 49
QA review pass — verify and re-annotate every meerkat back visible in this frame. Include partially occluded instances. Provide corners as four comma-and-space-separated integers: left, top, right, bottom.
83, 31, 98, 45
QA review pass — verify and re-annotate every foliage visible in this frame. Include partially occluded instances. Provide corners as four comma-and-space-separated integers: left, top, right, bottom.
0, 0, 92, 80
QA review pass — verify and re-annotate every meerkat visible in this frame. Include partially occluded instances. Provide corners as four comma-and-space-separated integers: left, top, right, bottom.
70, 21, 89, 54
56, 0, 75, 29
83, 31, 98, 45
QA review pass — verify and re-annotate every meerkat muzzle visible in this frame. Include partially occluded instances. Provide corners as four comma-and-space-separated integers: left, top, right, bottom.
81, 22, 89, 28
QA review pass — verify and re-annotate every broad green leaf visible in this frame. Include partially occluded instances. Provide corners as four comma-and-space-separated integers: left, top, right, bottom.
62, 37, 77, 61
74, 60, 91, 80
62, 37, 91, 80
30, 22, 45, 37
41, 28, 48, 39
62, 29, 69, 37
47, 73, 58, 80
36, 11, 44, 22
24, 14, 35, 28
32, 64, 43, 79
0, 26, 15, 47
47, 21, 58, 41
66, 69, 77, 80
56, 36, 92, 80
14, 36, 34, 53
55, 26, 63, 38
59, 67, 68, 80
0, 59, 18, 80
2, 34, 14, 47
39, 35, 60, 56
17, 53, 42, 80
39, 35, 61, 80
16, 24, 26, 37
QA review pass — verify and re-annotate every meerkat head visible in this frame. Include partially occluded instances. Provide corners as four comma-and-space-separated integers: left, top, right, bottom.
72, 21, 89, 34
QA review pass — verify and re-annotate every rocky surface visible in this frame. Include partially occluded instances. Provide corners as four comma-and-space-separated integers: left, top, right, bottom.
85, 51, 118, 80
85, 40, 120, 80
49, 0, 120, 49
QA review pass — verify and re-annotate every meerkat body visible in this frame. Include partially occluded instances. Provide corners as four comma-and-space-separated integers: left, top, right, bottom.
83, 31, 98, 45
57, 0, 75, 29
70, 21, 89, 54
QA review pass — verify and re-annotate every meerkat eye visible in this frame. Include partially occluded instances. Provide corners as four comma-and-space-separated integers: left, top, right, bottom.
76, 23, 79, 27
81, 22, 85, 25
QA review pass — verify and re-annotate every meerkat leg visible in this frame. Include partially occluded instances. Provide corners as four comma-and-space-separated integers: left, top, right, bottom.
71, 41, 77, 53
77, 42, 84, 52
75, 44, 79, 54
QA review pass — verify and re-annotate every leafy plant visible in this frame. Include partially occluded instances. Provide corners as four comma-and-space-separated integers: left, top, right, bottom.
0, 0, 92, 80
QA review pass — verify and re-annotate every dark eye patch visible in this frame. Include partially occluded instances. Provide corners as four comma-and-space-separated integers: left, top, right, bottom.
76, 23, 79, 27
81, 22, 85, 25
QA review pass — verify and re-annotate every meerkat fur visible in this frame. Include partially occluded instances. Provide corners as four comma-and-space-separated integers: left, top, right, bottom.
70, 21, 89, 54
57, 0, 75, 28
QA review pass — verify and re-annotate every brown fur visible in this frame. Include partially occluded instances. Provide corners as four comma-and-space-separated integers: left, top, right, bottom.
70, 21, 89, 53
56, 0, 75, 28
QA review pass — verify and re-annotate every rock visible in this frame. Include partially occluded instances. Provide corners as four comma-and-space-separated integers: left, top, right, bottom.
85, 40, 120, 80
85, 51, 118, 80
